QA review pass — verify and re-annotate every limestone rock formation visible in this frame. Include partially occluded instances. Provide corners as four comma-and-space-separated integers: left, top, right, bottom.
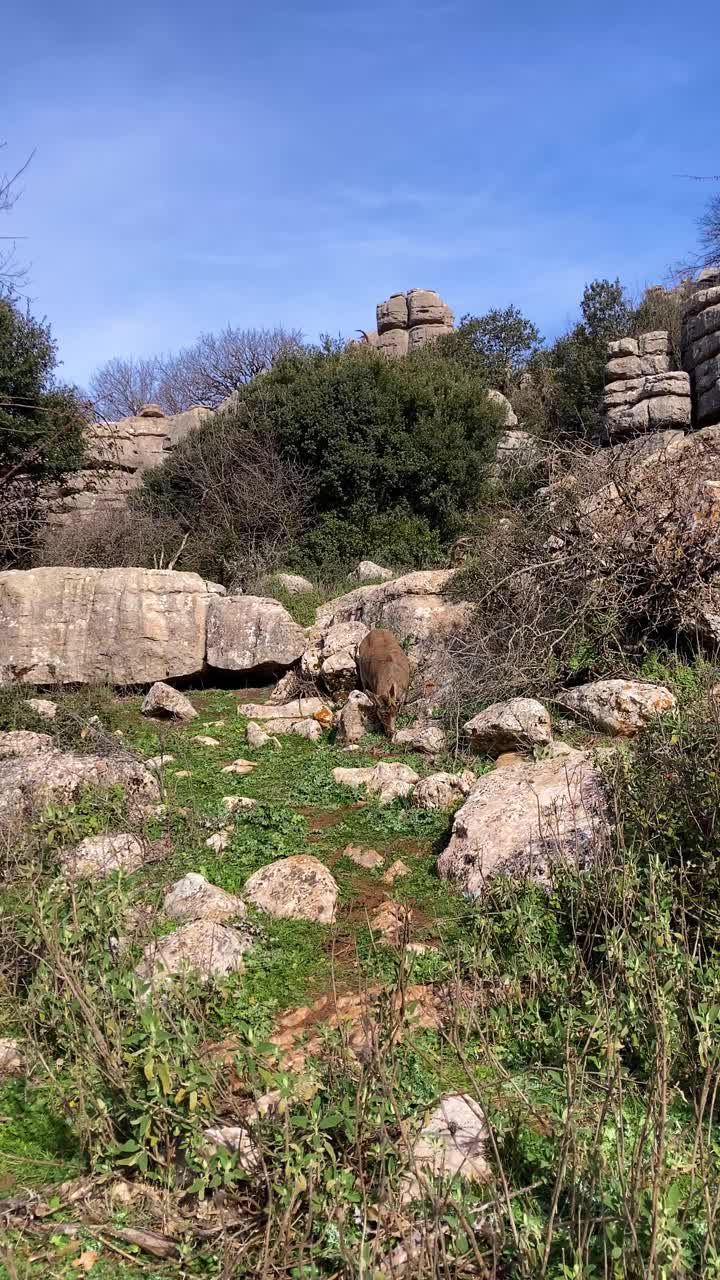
375, 289, 454, 358
244, 855, 338, 924
272, 573, 315, 595
239, 697, 327, 720
0, 567, 219, 686
401, 1094, 491, 1201
142, 681, 198, 722
60, 833, 147, 879
356, 560, 394, 582
301, 620, 368, 696
602, 332, 691, 436
25, 697, 57, 721
206, 595, 307, 677
163, 873, 246, 923
555, 679, 675, 736
135, 921, 252, 989
0, 748, 159, 829
464, 698, 552, 756
332, 761, 420, 804
335, 689, 380, 744
486, 389, 519, 427
681, 268, 720, 428
0, 730, 53, 757
412, 771, 475, 809
392, 721, 447, 757
438, 747, 608, 896
42, 405, 211, 527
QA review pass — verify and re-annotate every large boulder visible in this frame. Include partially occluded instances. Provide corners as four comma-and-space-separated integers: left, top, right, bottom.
0, 730, 53, 758
163, 873, 246, 923
437, 747, 608, 896
301, 620, 368, 696
555, 679, 675, 736
401, 1094, 491, 1202
315, 570, 469, 708
244, 855, 338, 924
0, 748, 159, 829
412, 771, 475, 809
464, 698, 552, 756
271, 573, 314, 595
356, 560, 394, 582
142, 681, 198, 722
135, 921, 252, 990
333, 761, 419, 804
206, 596, 306, 677
0, 567, 219, 686
393, 721, 447, 757
60, 833, 147, 879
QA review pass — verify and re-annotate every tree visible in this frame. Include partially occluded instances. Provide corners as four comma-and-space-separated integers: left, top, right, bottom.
436, 305, 542, 388
0, 297, 86, 565
0, 142, 32, 298
698, 187, 720, 268
89, 326, 303, 419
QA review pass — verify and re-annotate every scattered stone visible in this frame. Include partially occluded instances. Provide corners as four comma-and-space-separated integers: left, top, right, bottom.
239, 697, 327, 721
438, 748, 608, 897
222, 795, 256, 813
0, 749, 159, 830
172, 769, 192, 778
344, 844, 384, 870
301, 620, 368, 696
402, 1094, 491, 1201
164, 873, 245, 923
60, 833, 147, 879
272, 572, 315, 594
244, 855, 338, 924
206, 595, 307, 677
145, 754, 175, 771
0, 1039, 24, 1079
135, 921, 252, 990
335, 690, 380, 744
221, 759, 257, 775
333, 761, 419, 805
383, 859, 410, 884
200, 1125, 259, 1171
209, 719, 226, 728
356, 560, 394, 582
555, 679, 676, 736
25, 697, 57, 721
0, 730, 53, 758
314, 707, 334, 729
246, 721, 271, 748
412, 771, 475, 809
265, 717, 323, 741
206, 830, 232, 852
192, 735, 221, 747
392, 722, 447, 756
370, 900, 414, 944
141, 681, 198, 722
464, 698, 552, 756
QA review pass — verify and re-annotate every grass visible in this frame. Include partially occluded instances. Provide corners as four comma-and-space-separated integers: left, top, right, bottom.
1, 678, 719, 1276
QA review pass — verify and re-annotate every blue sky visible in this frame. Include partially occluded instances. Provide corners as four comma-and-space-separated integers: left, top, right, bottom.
3, 0, 718, 388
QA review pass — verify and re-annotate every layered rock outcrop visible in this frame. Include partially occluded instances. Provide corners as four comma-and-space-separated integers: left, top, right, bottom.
372, 289, 454, 358
602, 332, 691, 437
681, 267, 720, 429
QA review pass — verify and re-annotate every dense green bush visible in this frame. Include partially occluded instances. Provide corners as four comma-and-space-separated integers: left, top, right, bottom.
140, 342, 502, 583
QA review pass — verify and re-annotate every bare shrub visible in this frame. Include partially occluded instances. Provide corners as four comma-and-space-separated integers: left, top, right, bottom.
446, 432, 720, 716
32, 508, 189, 571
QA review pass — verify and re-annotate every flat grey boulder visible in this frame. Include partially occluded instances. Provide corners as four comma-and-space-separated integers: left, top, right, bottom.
402, 1094, 491, 1201
164, 872, 246, 923
206, 595, 306, 676
135, 921, 252, 989
438, 747, 608, 897
264, 717, 323, 741
393, 721, 447, 757
333, 761, 419, 805
555, 679, 675, 736
60, 833, 147, 879
0, 567, 215, 686
239, 697, 327, 721
464, 698, 552, 756
142, 681, 198, 722
0, 730, 53, 758
413, 771, 475, 809
244, 854, 337, 924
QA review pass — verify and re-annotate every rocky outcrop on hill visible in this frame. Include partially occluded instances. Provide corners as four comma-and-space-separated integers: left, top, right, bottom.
42, 404, 210, 527
602, 332, 691, 437
0, 567, 220, 685
682, 267, 720, 429
373, 289, 454, 358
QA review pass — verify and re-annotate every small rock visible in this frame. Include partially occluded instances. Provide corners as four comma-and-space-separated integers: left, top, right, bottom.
344, 844, 384, 869
244, 855, 338, 924
0, 730, 53, 758
206, 830, 232, 852
494, 752, 525, 769
413, 771, 475, 810
356, 560, 394, 582
25, 697, 57, 721
221, 759, 257, 775
464, 698, 552, 756
246, 721, 271, 748
164, 873, 245, 923
192, 735, 221, 747
393, 722, 447, 757
272, 572, 315, 595
333, 761, 419, 805
0, 1039, 24, 1078
209, 719, 226, 728
370, 900, 414, 944
60, 833, 146, 879
135, 921, 252, 989
172, 769, 192, 778
222, 795, 256, 813
145, 754, 175, 770
239, 698, 327, 721
200, 1124, 259, 1171
141, 681, 198, 723
335, 690, 380, 745
401, 1094, 491, 1201
555, 679, 676, 736
383, 859, 410, 884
